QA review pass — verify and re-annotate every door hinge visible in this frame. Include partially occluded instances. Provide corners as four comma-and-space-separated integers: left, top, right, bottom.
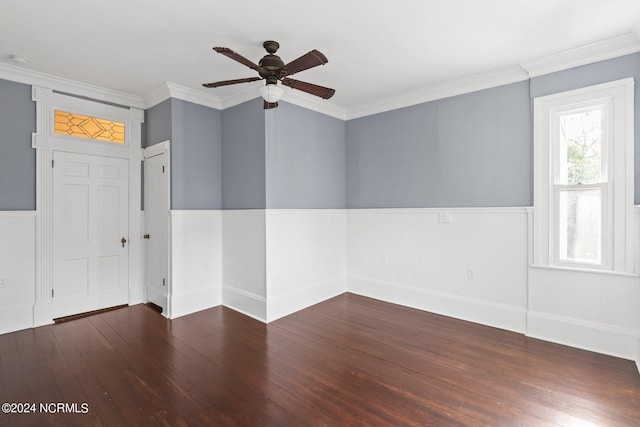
51, 289, 54, 298
162, 278, 166, 287
51, 159, 54, 168
162, 165, 165, 174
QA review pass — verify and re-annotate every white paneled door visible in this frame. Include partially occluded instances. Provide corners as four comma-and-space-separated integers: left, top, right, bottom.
143, 151, 169, 314
52, 151, 129, 318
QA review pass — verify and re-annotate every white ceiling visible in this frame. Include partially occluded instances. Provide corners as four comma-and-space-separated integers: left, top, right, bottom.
1, 0, 640, 115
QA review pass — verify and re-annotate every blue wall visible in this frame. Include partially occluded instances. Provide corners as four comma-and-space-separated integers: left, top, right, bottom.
146, 98, 222, 209
346, 81, 532, 208
266, 102, 346, 209
0, 79, 35, 210
171, 99, 222, 210
144, 98, 172, 148
2, 52, 639, 211
221, 98, 266, 209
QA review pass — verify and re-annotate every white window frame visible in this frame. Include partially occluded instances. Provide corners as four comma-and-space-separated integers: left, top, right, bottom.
532, 78, 635, 275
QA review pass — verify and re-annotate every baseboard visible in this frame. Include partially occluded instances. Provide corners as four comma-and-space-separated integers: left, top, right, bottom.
347, 274, 527, 333
267, 275, 346, 322
637, 336, 640, 374
0, 304, 34, 334
129, 283, 145, 306
222, 284, 266, 323
169, 286, 222, 319
526, 310, 637, 361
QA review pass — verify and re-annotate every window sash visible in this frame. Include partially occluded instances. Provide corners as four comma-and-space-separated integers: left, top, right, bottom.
551, 183, 611, 268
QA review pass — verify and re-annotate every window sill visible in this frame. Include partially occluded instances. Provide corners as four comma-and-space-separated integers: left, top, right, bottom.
529, 264, 639, 278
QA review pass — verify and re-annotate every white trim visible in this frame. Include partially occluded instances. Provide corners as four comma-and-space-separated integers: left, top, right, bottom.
520, 32, 640, 78
2, 32, 640, 120
32, 87, 144, 326
0, 303, 36, 335
527, 310, 638, 360
346, 65, 529, 120
169, 209, 223, 217
170, 286, 221, 319
348, 274, 527, 333
144, 140, 170, 159
0, 211, 36, 217
529, 263, 640, 278
219, 83, 263, 110
346, 206, 530, 216
265, 208, 347, 216
280, 89, 347, 120
267, 276, 345, 323
0, 62, 144, 109
222, 284, 267, 323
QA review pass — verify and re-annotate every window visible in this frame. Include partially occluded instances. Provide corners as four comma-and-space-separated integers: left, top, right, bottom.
54, 110, 125, 144
553, 102, 609, 266
533, 78, 634, 273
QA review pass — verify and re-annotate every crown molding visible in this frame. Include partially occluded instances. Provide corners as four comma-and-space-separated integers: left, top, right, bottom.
146, 80, 348, 120
219, 82, 263, 110
519, 31, 640, 78
345, 65, 529, 121
0, 62, 145, 109
3, 30, 640, 120
166, 82, 223, 110
280, 88, 347, 120
142, 83, 172, 109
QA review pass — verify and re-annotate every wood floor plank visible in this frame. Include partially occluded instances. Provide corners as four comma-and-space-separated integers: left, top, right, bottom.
1, 293, 639, 426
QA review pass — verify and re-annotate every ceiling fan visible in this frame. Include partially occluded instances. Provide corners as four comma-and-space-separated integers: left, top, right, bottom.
203, 40, 335, 109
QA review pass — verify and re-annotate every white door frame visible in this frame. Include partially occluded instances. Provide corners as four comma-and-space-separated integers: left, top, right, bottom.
32, 86, 144, 326
143, 140, 171, 317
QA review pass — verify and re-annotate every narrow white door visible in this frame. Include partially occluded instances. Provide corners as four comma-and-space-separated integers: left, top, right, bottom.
52, 151, 129, 318
144, 152, 169, 314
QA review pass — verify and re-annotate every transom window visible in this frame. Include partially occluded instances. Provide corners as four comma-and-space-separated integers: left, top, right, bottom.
54, 110, 125, 144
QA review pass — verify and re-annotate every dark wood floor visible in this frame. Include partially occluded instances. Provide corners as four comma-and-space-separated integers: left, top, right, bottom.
1, 293, 639, 426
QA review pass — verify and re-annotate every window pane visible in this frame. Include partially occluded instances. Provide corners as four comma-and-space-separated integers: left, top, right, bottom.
558, 189, 601, 264
558, 108, 603, 185
54, 110, 125, 144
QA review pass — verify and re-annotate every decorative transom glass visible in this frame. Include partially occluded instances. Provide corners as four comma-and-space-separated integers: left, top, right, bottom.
54, 110, 125, 144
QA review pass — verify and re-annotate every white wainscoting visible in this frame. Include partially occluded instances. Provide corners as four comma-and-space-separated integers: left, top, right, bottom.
169, 210, 223, 318
222, 210, 267, 321
347, 208, 529, 333
265, 209, 347, 322
527, 267, 640, 360
0, 211, 36, 334
527, 207, 640, 362
636, 207, 640, 374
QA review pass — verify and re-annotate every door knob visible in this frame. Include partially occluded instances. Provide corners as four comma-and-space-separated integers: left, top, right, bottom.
121, 237, 127, 248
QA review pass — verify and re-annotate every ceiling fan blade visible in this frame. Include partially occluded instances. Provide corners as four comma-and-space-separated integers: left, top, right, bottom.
264, 101, 279, 109
202, 77, 262, 88
213, 47, 265, 73
283, 50, 328, 75
281, 78, 335, 99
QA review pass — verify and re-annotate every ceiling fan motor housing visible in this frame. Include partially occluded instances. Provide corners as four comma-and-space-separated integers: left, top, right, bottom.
259, 54, 287, 84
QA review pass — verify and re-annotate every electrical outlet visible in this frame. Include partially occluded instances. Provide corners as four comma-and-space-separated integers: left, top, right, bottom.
0, 277, 7, 288
466, 269, 475, 280
381, 257, 388, 266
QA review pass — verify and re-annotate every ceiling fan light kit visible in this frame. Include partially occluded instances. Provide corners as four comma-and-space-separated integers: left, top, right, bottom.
203, 40, 335, 109
260, 83, 283, 103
